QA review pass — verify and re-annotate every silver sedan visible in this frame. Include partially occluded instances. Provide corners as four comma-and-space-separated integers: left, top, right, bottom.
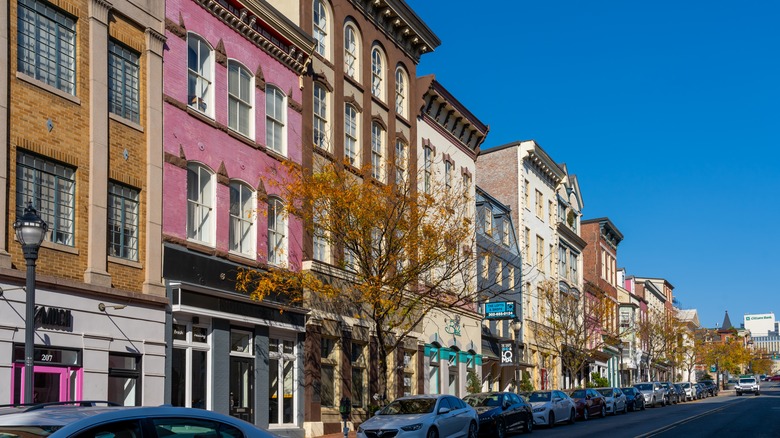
525, 390, 576, 427
357, 394, 479, 438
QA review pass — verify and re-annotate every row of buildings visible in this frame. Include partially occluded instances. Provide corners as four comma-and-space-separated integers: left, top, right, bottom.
0, 0, 702, 436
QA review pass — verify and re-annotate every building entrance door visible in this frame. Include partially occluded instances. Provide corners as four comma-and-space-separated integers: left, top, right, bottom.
229, 357, 253, 421
14, 365, 69, 404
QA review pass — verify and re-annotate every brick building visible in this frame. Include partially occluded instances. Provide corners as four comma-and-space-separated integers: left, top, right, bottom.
0, 0, 168, 405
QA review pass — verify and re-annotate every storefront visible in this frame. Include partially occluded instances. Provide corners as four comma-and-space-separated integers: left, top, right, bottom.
422, 307, 482, 397
164, 244, 307, 438
0, 281, 168, 405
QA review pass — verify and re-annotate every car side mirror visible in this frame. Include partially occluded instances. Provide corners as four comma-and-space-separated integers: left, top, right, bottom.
553, 397, 562, 402
503, 400, 510, 409
438, 407, 451, 415
586, 394, 591, 400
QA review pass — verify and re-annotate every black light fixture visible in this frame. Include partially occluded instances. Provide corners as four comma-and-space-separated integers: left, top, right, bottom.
13, 201, 48, 404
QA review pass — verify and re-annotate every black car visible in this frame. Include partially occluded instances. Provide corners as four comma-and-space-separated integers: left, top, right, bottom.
660, 382, 680, 404
699, 380, 719, 397
621, 387, 646, 411
463, 391, 533, 437
672, 384, 686, 402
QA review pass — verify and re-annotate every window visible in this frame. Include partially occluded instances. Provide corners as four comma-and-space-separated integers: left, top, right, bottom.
269, 337, 296, 424
395, 67, 408, 117
266, 85, 286, 155
17, 0, 76, 95
395, 140, 407, 183
445, 160, 453, 191
313, 225, 328, 263
524, 179, 530, 209
74, 420, 142, 438
620, 310, 631, 329
267, 197, 287, 266
548, 200, 554, 224
229, 181, 255, 257
429, 348, 440, 394
559, 246, 567, 279
344, 25, 358, 79
187, 34, 213, 115
108, 181, 139, 260
462, 174, 472, 219
228, 61, 253, 137
351, 343, 366, 407
549, 244, 554, 275
313, 0, 328, 58
535, 190, 543, 218
16, 151, 75, 246
371, 47, 384, 99
108, 40, 140, 123
187, 163, 215, 245
502, 219, 510, 246
570, 252, 578, 282
536, 235, 544, 271
371, 122, 384, 181
171, 321, 209, 409
482, 207, 493, 236
558, 202, 566, 222
344, 104, 358, 165
423, 147, 432, 194
343, 247, 357, 272
108, 354, 141, 406
313, 83, 328, 150
523, 227, 530, 260
151, 419, 241, 438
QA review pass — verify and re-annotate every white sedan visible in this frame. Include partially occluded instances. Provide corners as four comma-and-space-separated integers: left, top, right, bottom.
596, 387, 627, 415
525, 390, 576, 427
357, 394, 479, 438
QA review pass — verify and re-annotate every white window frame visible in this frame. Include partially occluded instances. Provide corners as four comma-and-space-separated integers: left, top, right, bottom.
312, 0, 329, 59
371, 122, 384, 181
172, 319, 212, 410
313, 83, 329, 151
423, 147, 432, 194
186, 163, 215, 245
444, 160, 453, 190
371, 46, 385, 99
395, 140, 407, 183
268, 333, 298, 427
313, 225, 329, 263
344, 24, 359, 80
229, 181, 256, 257
395, 67, 407, 117
187, 33, 214, 117
227, 60, 254, 138
344, 104, 359, 166
266, 85, 287, 155
267, 197, 287, 266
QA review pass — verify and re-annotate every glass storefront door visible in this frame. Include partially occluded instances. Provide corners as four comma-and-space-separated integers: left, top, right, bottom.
13, 365, 70, 404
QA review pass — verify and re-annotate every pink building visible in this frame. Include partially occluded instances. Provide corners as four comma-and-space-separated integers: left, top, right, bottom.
161, 0, 313, 434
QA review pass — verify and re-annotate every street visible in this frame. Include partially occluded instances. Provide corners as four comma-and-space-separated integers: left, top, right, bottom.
524, 381, 780, 438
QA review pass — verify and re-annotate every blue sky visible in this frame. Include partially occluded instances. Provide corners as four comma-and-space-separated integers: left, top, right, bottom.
407, 0, 780, 329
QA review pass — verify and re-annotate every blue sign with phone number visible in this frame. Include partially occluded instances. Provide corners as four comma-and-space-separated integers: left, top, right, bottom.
485, 301, 517, 319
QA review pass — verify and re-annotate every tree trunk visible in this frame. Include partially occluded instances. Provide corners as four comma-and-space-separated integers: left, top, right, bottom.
375, 324, 389, 404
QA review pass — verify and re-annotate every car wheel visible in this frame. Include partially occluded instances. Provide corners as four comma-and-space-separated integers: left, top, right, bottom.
524, 417, 533, 434
426, 427, 438, 438
622, 403, 627, 414
583, 407, 589, 421
641, 400, 646, 411
736, 392, 741, 396
468, 421, 478, 438
600, 405, 607, 418
569, 408, 576, 424
548, 412, 555, 428
496, 419, 506, 438
756, 392, 760, 396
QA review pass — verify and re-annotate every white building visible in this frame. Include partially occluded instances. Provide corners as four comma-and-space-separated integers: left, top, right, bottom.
744, 313, 776, 337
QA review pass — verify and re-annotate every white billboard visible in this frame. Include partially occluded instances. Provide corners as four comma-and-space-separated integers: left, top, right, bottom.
744, 313, 775, 336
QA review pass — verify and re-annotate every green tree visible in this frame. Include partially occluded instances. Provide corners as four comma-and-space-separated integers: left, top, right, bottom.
518, 371, 534, 392
466, 369, 482, 394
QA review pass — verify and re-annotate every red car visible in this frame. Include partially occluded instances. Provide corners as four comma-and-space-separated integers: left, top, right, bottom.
768, 375, 780, 381
568, 388, 607, 420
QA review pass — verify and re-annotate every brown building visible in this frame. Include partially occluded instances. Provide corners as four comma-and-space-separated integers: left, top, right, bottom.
581, 217, 624, 386
1, 0, 167, 404
290, 0, 440, 435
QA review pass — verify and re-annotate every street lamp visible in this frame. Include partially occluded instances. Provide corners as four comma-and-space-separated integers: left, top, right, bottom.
13, 202, 48, 404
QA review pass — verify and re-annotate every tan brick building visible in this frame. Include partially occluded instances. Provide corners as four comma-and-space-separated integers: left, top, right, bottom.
0, 0, 167, 405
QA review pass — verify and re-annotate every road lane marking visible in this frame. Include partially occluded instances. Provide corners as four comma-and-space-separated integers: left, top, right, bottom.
634, 398, 750, 438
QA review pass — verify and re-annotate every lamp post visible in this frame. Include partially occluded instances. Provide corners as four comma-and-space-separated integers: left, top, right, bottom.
13, 202, 48, 404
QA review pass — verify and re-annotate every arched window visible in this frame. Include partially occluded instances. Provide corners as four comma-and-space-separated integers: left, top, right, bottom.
313, 0, 329, 58
344, 24, 359, 79
265, 85, 286, 155
187, 163, 215, 245
344, 104, 358, 165
267, 197, 287, 266
395, 67, 408, 117
371, 122, 384, 181
394, 139, 407, 183
228, 60, 254, 138
313, 83, 329, 150
229, 181, 255, 257
371, 46, 385, 99
187, 33, 213, 116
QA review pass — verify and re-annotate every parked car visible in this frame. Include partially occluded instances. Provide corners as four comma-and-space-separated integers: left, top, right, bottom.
676, 382, 694, 401
0, 403, 278, 438
768, 375, 780, 381
694, 383, 707, 399
621, 387, 646, 411
672, 384, 686, 402
463, 392, 532, 437
760, 374, 767, 381
568, 388, 607, 420
359, 395, 478, 438
634, 382, 666, 407
699, 380, 719, 396
735, 377, 760, 396
526, 390, 576, 428
660, 382, 680, 404
595, 387, 627, 415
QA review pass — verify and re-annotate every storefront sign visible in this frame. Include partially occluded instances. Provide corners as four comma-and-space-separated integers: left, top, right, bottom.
445, 316, 462, 336
499, 341, 515, 366
173, 324, 187, 341
13, 345, 81, 366
35, 305, 72, 330
485, 301, 517, 320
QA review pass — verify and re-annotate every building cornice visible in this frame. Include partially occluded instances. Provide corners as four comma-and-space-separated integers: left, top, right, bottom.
526, 143, 565, 185
557, 222, 587, 250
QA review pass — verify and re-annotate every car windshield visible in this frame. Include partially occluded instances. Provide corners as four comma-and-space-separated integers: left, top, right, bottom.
380, 399, 436, 415
464, 394, 502, 407
680, 383, 690, 388
621, 388, 634, 395
739, 378, 755, 383
597, 389, 612, 397
660, 383, 669, 388
635, 384, 653, 391
528, 392, 551, 402
569, 390, 586, 398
